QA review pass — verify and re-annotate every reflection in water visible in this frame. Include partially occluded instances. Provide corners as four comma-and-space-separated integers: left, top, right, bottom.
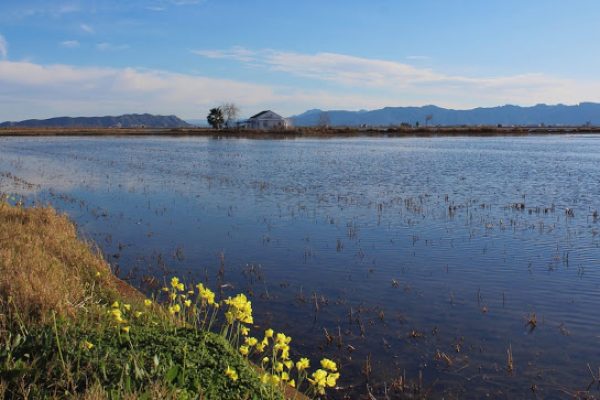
1, 135, 600, 398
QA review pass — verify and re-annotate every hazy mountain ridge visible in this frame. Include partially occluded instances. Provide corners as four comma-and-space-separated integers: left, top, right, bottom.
0, 114, 191, 128
290, 103, 600, 127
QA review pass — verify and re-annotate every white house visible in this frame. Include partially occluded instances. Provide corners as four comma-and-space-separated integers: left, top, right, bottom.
244, 110, 291, 130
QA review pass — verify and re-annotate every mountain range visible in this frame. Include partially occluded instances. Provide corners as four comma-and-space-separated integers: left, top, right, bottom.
0, 114, 190, 129
3, 103, 600, 129
290, 103, 600, 127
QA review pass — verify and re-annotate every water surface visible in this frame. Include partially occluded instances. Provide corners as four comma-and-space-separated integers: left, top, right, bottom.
1, 135, 599, 398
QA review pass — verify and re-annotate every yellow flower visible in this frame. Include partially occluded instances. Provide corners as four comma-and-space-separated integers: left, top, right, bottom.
95, 271, 101, 277
197, 283, 217, 305
281, 371, 290, 381
296, 357, 310, 371
144, 299, 152, 307
265, 328, 274, 338
161, 287, 169, 292
289, 379, 296, 388
134, 311, 143, 318
284, 360, 293, 370
170, 276, 180, 289
168, 304, 181, 315
110, 309, 126, 324
262, 357, 269, 364
245, 337, 258, 347
275, 333, 291, 345
187, 290, 194, 295
239, 345, 249, 356
320, 358, 337, 372
240, 326, 250, 336
261, 373, 270, 384
184, 299, 192, 307
111, 301, 119, 308
224, 293, 253, 324
121, 326, 130, 333
169, 293, 177, 301
270, 374, 280, 385
309, 369, 328, 394
82, 340, 94, 350
176, 282, 185, 292
123, 304, 131, 311
225, 366, 238, 382
274, 362, 284, 372
110, 308, 122, 318
326, 372, 339, 387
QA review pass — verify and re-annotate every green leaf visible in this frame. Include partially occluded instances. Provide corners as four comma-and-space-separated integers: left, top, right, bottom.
165, 365, 180, 383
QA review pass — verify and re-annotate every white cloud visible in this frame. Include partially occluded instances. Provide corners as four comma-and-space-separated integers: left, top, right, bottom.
0, 34, 7, 59
0, 60, 361, 120
60, 40, 80, 48
80, 23, 94, 34
192, 47, 600, 108
2, 51, 600, 122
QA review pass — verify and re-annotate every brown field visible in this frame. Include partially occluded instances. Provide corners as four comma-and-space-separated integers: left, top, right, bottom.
1, 125, 600, 138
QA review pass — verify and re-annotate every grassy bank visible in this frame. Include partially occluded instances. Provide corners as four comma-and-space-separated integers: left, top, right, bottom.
0, 202, 336, 399
1, 126, 600, 138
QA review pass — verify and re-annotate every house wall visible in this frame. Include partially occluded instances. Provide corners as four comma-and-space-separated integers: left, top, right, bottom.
248, 111, 290, 130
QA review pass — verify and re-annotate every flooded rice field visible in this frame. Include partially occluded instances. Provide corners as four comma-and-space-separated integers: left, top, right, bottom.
1, 135, 600, 398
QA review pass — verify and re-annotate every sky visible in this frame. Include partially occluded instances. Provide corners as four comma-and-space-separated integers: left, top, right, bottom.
1, 0, 600, 120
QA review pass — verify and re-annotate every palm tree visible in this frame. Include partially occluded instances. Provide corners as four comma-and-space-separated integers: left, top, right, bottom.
207, 107, 224, 129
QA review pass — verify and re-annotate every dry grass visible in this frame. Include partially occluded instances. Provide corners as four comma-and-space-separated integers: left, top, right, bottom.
0, 202, 124, 331
2, 125, 600, 138
0, 203, 308, 400
80, 382, 176, 400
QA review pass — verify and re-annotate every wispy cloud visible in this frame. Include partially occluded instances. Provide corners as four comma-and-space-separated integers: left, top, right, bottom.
0, 34, 7, 59
57, 4, 80, 15
10, 3, 81, 19
96, 42, 129, 51
80, 23, 94, 34
60, 40, 80, 48
193, 47, 600, 108
168, 0, 204, 5
406, 55, 431, 61
144, 0, 203, 10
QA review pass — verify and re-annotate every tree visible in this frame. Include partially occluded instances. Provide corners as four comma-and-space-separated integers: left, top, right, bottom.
207, 107, 224, 129
425, 114, 433, 127
221, 103, 240, 128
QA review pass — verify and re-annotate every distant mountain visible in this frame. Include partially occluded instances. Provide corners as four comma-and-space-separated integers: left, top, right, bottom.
0, 114, 191, 128
185, 119, 210, 127
290, 103, 600, 127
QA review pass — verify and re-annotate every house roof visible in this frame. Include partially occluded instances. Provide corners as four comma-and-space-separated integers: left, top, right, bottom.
248, 110, 284, 120
249, 110, 269, 119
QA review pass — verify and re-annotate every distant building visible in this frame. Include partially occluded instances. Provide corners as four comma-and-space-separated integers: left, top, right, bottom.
243, 110, 290, 130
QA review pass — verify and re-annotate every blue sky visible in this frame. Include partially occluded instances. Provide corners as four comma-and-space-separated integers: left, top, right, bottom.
1, 0, 600, 120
